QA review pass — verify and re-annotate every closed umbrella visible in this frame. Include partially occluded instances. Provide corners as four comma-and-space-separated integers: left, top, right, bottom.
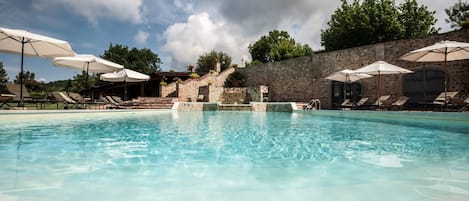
355, 61, 413, 103
52, 54, 124, 88
400, 40, 469, 103
326, 69, 373, 100
0, 27, 75, 106
100, 69, 150, 100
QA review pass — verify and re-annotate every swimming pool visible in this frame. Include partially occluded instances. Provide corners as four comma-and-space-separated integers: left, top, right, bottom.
0, 110, 468, 201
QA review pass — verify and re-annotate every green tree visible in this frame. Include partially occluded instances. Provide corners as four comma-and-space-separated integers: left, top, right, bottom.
14, 71, 45, 93
196, 51, 232, 73
0, 62, 8, 93
249, 30, 313, 63
399, 0, 438, 38
445, 0, 469, 29
102, 43, 162, 74
69, 72, 94, 93
321, 0, 437, 51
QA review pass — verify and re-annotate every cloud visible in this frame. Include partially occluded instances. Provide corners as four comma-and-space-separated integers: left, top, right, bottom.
134, 31, 150, 45
161, 12, 251, 70
34, 0, 144, 25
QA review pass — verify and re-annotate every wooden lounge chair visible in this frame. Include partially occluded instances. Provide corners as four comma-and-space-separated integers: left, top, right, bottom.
374, 95, 392, 107
68, 92, 90, 104
432, 91, 459, 105
458, 97, 469, 112
104, 96, 126, 109
428, 91, 459, 111
389, 96, 409, 110
0, 94, 15, 108
340, 99, 354, 109
352, 97, 369, 110
51, 92, 85, 109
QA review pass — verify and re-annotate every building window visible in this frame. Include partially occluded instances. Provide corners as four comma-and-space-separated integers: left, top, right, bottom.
331, 81, 362, 108
403, 68, 444, 102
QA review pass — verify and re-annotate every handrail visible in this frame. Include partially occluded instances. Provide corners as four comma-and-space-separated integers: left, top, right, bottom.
304, 99, 321, 110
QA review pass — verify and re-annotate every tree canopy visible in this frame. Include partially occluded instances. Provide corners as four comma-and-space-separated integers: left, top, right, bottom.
248, 30, 313, 64
14, 71, 46, 94
445, 0, 469, 29
101, 43, 162, 74
196, 51, 232, 73
321, 0, 438, 51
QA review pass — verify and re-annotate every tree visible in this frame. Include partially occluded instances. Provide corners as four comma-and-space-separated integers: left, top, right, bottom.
196, 51, 232, 73
0, 62, 8, 93
445, 0, 469, 29
68, 72, 95, 93
399, 0, 438, 38
13, 71, 45, 93
102, 43, 162, 74
249, 30, 313, 63
321, 0, 438, 51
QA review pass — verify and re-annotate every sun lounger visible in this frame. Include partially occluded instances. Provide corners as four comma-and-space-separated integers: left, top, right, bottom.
68, 92, 90, 104
424, 91, 459, 111
432, 91, 459, 105
458, 97, 469, 112
389, 96, 409, 110
51, 92, 85, 109
103, 96, 127, 109
0, 94, 15, 108
352, 97, 369, 110
340, 99, 354, 109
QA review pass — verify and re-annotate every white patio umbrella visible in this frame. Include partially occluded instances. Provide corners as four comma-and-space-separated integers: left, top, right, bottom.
100, 69, 150, 100
325, 69, 373, 100
400, 40, 469, 103
354, 61, 413, 102
52, 54, 124, 88
0, 27, 75, 106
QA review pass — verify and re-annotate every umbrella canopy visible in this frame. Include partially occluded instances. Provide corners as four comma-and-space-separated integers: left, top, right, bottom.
400, 40, 469, 62
354, 61, 413, 104
354, 61, 413, 75
100, 69, 150, 82
100, 69, 150, 100
0, 27, 75, 57
400, 40, 469, 103
326, 69, 373, 83
52, 54, 124, 73
0, 27, 75, 106
326, 69, 373, 101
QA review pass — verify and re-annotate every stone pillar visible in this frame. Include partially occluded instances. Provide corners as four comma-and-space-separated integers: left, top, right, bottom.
215, 61, 221, 73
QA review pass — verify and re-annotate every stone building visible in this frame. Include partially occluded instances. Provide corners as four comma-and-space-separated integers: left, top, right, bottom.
239, 29, 469, 109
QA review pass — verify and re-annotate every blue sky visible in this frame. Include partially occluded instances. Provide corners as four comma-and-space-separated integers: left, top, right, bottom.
0, 0, 460, 82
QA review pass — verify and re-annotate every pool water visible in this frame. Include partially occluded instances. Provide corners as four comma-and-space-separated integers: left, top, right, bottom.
0, 110, 468, 201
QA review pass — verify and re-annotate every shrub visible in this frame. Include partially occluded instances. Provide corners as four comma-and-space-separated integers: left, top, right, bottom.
224, 71, 246, 87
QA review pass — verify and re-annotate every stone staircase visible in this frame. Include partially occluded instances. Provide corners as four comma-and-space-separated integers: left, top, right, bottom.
127, 97, 177, 109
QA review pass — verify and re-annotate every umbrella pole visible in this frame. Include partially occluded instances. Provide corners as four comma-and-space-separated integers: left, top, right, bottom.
18, 38, 25, 107
444, 48, 448, 107
85, 62, 89, 90
124, 80, 127, 101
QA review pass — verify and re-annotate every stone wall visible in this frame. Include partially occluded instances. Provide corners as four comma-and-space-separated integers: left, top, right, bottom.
239, 29, 469, 109
160, 67, 236, 102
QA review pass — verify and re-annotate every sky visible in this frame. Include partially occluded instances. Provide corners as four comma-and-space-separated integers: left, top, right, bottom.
0, 0, 461, 82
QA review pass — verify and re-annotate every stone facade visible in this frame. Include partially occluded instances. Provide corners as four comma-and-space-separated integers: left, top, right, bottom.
239, 29, 469, 109
160, 67, 236, 102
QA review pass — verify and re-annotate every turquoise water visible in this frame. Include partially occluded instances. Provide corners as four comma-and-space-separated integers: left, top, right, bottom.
0, 110, 468, 201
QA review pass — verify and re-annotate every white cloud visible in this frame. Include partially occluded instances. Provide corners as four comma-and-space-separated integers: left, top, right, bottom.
134, 31, 150, 45
34, 0, 144, 25
161, 12, 251, 70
